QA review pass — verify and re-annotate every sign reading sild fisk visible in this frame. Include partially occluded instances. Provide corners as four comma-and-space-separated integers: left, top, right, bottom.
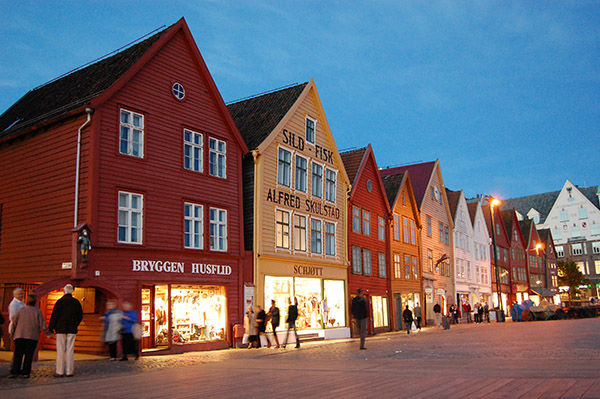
131, 259, 232, 275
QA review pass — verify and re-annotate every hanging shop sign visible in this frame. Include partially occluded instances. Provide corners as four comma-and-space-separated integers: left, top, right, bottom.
131, 259, 232, 275
435, 289, 445, 295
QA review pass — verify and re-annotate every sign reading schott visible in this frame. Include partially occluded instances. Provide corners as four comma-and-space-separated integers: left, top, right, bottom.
131, 260, 231, 275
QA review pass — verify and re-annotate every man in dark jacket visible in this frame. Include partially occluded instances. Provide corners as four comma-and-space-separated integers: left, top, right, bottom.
351, 289, 368, 350
282, 297, 299, 349
433, 303, 442, 328
267, 299, 280, 348
48, 284, 83, 377
403, 306, 414, 334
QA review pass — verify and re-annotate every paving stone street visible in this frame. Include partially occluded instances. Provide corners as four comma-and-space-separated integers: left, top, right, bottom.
1, 318, 599, 398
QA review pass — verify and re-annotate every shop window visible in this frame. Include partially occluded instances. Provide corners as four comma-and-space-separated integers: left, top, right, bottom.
295, 277, 323, 329
264, 276, 293, 327
352, 206, 361, 233
404, 255, 410, 279
119, 108, 144, 158
362, 210, 371, 236
393, 214, 401, 241
323, 280, 346, 328
276, 209, 291, 249
293, 214, 307, 252
118, 191, 143, 244
209, 138, 226, 178
209, 208, 227, 251
378, 252, 386, 278
352, 246, 362, 274
378, 216, 385, 241
183, 129, 203, 172
393, 253, 402, 279
305, 117, 316, 144
362, 249, 372, 275
277, 148, 292, 187
171, 285, 226, 344
184, 202, 203, 249
325, 168, 337, 203
372, 296, 389, 328
311, 219, 322, 254
324, 222, 336, 256
312, 163, 323, 198
295, 155, 308, 192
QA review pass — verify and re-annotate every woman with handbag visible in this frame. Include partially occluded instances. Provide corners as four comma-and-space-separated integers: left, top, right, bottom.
102, 300, 122, 360
120, 302, 140, 361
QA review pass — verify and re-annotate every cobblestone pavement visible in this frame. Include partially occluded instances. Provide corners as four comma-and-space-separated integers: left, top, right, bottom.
1, 318, 599, 398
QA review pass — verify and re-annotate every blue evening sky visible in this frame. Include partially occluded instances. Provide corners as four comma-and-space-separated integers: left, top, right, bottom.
1, 1, 598, 199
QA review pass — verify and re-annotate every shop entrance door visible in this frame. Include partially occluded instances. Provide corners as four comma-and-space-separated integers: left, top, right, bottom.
395, 294, 402, 330
140, 286, 154, 350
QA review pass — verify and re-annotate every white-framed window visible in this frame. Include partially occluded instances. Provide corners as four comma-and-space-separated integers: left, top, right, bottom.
183, 129, 203, 172
352, 206, 361, 233
412, 257, 418, 280
572, 243, 583, 256
363, 249, 372, 275
275, 209, 291, 249
439, 222, 444, 243
572, 226, 581, 238
118, 191, 143, 244
427, 249, 433, 272
393, 253, 402, 279
295, 155, 308, 192
579, 207, 588, 219
277, 148, 292, 187
352, 246, 362, 274
553, 228, 563, 240
311, 162, 323, 198
209, 207, 227, 251
595, 260, 600, 274
592, 242, 600, 254
209, 137, 226, 178
293, 214, 307, 252
184, 202, 203, 249
311, 219, 322, 254
378, 252, 386, 278
591, 224, 600, 236
560, 211, 569, 222
362, 210, 371, 236
305, 116, 316, 145
444, 225, 449, 245
325, 222, 336, 256
393, 214, 401, 241
325, 168, 337, 203
403, 217, 410, 244
119, 109, 144, 158
555, 245, 564, 257
404, 255, 411, 279
410, 219, 416, 245
378, 216, 385, 241
426, 216, 432, 237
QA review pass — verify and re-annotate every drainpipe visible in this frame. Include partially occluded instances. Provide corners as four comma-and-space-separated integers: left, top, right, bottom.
74, 108, 93, 228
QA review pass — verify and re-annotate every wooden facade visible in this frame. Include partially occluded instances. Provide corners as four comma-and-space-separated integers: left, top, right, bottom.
503, 209, 529, 305
381, 171, 422, 331
0, 18, 249, 354
341, 145, 391, 335
483, 204, 511, 312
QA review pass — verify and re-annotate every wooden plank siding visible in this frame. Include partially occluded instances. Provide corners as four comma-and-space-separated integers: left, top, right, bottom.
0, 114, 91, 283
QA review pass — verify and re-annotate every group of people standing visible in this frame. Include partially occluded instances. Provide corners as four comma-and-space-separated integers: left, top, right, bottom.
244, 297, 300, 349
7, 285, 83, 378
448, 301, 490, 324
102, 300, 140, 361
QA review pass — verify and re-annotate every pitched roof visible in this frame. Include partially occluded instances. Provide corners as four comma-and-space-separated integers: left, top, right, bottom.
381, 171, 405, 208
340, 147, 367, 185
226, 83, 308, 150
380, 161, 436, 209
500, 191, 559, 224
467, 202, 478, 227
519, 219, 533, 244
0, 25, 171, 139
445, 189, 461, 221
501, 209, 516, 236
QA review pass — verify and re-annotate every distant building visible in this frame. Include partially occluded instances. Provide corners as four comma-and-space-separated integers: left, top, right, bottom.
503, 180, 600, 297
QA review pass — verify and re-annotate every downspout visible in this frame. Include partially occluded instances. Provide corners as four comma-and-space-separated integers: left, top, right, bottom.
74, 108, 93, 228
251, 149, 261, 305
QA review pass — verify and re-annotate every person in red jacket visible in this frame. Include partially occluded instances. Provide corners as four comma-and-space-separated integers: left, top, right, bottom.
462, 301, 472, 323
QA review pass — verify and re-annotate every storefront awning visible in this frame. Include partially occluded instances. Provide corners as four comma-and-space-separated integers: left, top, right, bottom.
530, 287, 556, 298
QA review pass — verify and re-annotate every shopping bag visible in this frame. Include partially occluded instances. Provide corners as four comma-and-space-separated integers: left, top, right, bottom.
242, 334, 249, 345
132, 323, 143, 340
411, 322, 417, 332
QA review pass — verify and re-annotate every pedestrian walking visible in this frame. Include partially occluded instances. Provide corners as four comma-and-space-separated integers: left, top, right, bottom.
102, 300, 122, 360
256, 305, 266, 348
402, 306, 414, 334
433, 303, 442, 327
351, 289, 368, 350
48, 284, 83, 377
8, 287, 25, 335
413, 303, 422, 330
267, 299, 280, 348
8, 295, 53, 378
477, 303, 484, 324
244, 305, 259, 348
451, 304, 459, 324
283, 297, 300, 348
484, 302, 490, 323
120, 302, 139, 360
463, 301, 472, 323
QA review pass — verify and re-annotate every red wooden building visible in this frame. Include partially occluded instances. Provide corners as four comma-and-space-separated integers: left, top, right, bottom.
482, 203, 512, 313
537, 228, 560, 303
502, 209, 529, 306
341, 145, 391, 335
0, 18, 249, 354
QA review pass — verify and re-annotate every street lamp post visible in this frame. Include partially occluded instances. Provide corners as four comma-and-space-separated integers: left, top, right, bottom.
489, 197, 505, 322
536, 243, 548, 295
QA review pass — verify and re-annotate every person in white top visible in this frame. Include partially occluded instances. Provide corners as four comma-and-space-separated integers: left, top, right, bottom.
8, 288, 25, 332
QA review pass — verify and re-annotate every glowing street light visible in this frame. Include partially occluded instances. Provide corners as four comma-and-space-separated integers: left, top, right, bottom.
487, 195, 505, 322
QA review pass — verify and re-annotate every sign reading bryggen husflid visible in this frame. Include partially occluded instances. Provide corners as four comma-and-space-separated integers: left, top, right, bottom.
228, 80, 351, 340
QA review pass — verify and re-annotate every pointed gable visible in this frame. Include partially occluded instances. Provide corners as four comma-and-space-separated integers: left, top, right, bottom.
445, 189, 461, 222
340, 147, 367, 185
467, 202, 478, 228
380, 161, 436, 209
381, 172, 405, 208
227, 83, 308, 150
519, 219, 533, 246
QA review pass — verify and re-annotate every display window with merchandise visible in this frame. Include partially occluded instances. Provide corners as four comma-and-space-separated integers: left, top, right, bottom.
264, 275, 346, 330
